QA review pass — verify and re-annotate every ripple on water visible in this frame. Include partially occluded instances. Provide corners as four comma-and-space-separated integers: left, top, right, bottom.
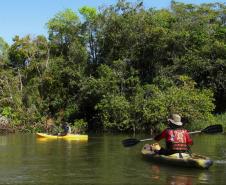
214, 160, 226, 164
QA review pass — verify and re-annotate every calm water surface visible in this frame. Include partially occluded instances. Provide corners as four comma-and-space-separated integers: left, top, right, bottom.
0, 133, 225, 185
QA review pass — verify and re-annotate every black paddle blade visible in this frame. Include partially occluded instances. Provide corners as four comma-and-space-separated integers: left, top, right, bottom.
201, 124, 223, 134
122, 138, 140, 147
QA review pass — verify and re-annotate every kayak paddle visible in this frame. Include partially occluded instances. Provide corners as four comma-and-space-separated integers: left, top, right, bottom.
189, 124, 223, 134
122, 124, 223, 147
122, 138, 154, 147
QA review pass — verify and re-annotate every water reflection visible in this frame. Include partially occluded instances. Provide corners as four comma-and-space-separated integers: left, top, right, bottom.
149, 164, 210, 185
198, 172, 210, 183
0, 133, 224, 185
0, 135, 7, 146
36, 137, 48, 143
150, 165, 161, 180
36, 137, 88, 144
166, 175, 193, 185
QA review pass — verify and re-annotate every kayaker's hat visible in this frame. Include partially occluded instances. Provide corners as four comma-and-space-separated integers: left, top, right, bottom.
168, 114, 183, 126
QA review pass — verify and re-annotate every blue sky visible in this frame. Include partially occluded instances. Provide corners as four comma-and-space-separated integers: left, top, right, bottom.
0, 0, 225, 44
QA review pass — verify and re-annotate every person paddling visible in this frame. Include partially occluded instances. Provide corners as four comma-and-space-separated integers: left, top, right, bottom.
153, 114, 193, 155
58, 122, 71, 136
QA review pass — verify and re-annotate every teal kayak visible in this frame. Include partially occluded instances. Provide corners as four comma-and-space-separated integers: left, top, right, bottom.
141, 144, 213, 169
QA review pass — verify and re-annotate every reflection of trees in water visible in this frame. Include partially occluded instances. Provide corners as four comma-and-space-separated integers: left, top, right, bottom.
149, 164, 211, 185
166, 175, 193, 185
191, 134, 223, 155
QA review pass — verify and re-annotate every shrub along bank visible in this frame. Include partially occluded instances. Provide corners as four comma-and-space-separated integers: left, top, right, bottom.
0, 1, 225, 133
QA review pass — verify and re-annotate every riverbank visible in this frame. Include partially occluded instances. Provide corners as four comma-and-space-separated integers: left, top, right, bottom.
1, 113, 225, 134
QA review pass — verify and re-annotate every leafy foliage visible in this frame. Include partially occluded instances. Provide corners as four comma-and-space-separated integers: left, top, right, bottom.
1, 1, 225, 133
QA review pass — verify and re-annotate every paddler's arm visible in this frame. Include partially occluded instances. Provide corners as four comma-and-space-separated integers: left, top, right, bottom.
186, 130, 193, 145
154, 129, 168, 141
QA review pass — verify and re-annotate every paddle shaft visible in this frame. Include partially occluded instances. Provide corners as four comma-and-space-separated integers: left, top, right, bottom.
122, 124, 222, 147
142, 125, 222, 141
139, 131, 200, 142
140, 138, 154, 142
189, 131, 201, 134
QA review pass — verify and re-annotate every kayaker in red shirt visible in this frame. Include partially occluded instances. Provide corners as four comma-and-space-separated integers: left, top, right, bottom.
154, 114, 193, 155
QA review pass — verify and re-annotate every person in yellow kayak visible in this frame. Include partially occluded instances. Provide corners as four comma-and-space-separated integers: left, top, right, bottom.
58, 122, 71, 136
153, 114, 193, 155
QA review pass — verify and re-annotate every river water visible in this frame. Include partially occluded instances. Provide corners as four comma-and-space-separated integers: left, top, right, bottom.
0, 133, 225, 185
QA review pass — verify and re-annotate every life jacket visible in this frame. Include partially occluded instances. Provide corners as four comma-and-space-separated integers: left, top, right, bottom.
166, 129, 189, 151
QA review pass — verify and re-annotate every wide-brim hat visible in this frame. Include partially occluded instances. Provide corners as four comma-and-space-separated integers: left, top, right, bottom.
168, 114, 183, 126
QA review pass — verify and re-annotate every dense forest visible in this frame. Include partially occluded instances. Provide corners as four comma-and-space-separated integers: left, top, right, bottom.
0, 0, 226, 133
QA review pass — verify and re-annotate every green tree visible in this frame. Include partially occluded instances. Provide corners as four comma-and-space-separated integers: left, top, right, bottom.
47, 9, 81, 57
95, 94, 130, 131
0, 37, 9, 65
79, 6, 99, 64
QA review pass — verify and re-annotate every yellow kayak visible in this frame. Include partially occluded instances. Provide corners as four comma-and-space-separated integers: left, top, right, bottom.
141, 144, 213, 169
36, 133, 88, 141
